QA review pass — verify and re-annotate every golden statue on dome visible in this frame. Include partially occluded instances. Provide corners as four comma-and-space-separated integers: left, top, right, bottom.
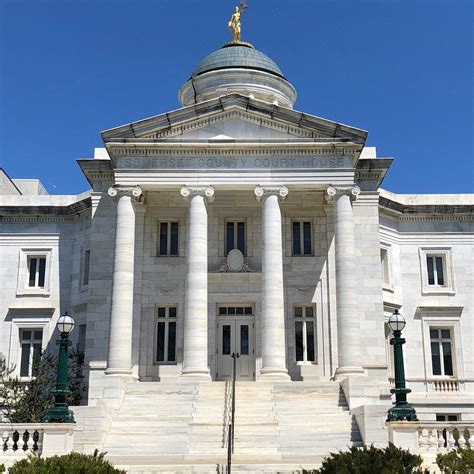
228, 1, 247, 43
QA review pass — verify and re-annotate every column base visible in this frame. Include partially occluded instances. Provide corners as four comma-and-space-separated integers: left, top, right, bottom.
178, 367, 212, 382
104, 367, 135, 378
258, 367, 291, 381
334, 366, 365, 380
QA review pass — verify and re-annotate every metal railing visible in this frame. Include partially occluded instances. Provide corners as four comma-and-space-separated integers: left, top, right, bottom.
227, 352, 239, 474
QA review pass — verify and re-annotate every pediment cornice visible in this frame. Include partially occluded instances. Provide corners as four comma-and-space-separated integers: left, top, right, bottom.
101, 94, 368, 145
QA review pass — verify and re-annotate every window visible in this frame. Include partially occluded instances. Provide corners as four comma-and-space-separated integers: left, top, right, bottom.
381, 248, 390, 285
218, 306, 253, 316
27, 256, 46, 288
430, 328, 454, 376
82, 250, 90, 286
419, 248, 454, 295
159, 222, 179, 256
292, 221, 312, 256
156, 306, 177, 363
294, 305, 316, 363
226, 221, 246, 255
17, 248, 52, 296
427, 255, 445, 287
19, 329, 43, 378
78, 324, 86, 354
436, 414, 459, 422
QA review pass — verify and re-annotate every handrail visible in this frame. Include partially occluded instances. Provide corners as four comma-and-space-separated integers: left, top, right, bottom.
227, 352, 239, 474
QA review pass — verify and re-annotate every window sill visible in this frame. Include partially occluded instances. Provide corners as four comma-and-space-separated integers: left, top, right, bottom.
295, 361, 317, 366
16, 289, 50, 297
79, 285, 89, 293
153, 362, 178, 366
383, 283, 395, 293
421, 287, 456, 296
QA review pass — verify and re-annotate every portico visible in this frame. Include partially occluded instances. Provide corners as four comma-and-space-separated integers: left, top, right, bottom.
103, 177, 365, 382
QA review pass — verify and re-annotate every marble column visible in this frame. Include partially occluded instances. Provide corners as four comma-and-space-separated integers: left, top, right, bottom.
106, 185, 143, 376
180, 186, 214, 379
255, 185, 290, 380
326, 185, 364, 378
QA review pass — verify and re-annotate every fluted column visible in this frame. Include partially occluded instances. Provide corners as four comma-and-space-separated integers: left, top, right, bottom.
326, 185, 364, 378
180, 185, 214, 379
255, 185, 290, 380
106, 185, 143, 375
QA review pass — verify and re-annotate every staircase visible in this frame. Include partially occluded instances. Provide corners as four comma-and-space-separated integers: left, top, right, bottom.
102, 381, 362, 472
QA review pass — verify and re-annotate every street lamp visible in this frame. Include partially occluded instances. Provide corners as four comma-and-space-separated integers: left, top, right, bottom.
387, 309, 418, 422
44, 312, 75, 423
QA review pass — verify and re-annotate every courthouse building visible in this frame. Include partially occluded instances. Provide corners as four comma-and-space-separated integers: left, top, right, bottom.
0, 16, 473, 471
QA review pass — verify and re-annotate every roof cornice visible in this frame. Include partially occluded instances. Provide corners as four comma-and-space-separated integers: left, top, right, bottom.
101, 94, 368, 145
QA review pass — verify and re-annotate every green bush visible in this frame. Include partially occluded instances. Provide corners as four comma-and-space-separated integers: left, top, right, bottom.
0, 464, 5, 473
9, 450, 125, 474
436, 448, 474, 473
304, 443, 427, 474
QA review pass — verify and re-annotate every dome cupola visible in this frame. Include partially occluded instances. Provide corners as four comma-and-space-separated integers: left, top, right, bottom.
179, 5, 296, 108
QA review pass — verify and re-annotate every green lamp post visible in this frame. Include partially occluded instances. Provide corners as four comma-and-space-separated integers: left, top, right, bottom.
44, 312, 75, 423
387, 309, 418, 422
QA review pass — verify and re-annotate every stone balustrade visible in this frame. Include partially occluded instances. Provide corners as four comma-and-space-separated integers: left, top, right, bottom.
431, 379, 460, 393
0, 423, 74, 468
418, 422, 473, 452
388, 421, 473, 471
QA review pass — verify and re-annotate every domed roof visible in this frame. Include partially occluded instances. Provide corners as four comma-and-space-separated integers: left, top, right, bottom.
191, 43, 285, 79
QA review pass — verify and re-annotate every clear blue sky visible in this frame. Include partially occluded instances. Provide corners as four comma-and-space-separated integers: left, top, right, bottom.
0, 0, 472, 195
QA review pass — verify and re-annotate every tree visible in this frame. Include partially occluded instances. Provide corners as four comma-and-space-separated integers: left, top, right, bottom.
0, 347, 85, 423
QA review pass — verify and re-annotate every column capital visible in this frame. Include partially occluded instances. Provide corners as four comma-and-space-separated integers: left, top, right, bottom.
180, 185, 215, 203
108, 185, 144, 202
254, 185, 288, 202
325, 185, 360, 203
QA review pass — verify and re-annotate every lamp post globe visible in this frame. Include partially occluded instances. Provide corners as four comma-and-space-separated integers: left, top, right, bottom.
388, 309, 406, 333
57, 312, 75, 335
387, 309, 417, 422
44, 311, 75, 423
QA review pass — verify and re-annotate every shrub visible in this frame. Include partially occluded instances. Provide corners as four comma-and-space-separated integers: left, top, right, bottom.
0, 347, 84, 423
305, 443, 427, 474
436, 448, 474, 473
0, 464, 4, 473
9, 450, 125, 474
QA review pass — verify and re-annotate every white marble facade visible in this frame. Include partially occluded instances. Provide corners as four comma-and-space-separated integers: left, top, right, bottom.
1, 40, 473, 434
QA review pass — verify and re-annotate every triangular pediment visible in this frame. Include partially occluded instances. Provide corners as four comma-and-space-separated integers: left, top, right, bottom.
101, 94, 367, 144
143, 110, 319, 140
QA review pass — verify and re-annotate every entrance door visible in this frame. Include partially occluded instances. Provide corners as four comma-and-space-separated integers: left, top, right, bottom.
217, 319, 254, 381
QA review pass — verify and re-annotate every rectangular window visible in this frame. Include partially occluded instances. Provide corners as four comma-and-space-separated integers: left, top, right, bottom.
426, 255, 445, 286
436, 414, 459, 422
83, 249, 91, 286
78, 324, 86, 354
226, 221, 246, 255
294, 305, 316, 362
430, 328, 454, 376
19, 329, 43, 377
381, 248, 390, 285
159, 222, 179, 256
218, 306, 253, 316
155, 306, 177, 363
28, 256, 46, 288
292, 222, 312, 256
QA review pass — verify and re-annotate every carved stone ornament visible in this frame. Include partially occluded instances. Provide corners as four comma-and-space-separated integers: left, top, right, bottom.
219, 262, 255, 273
254, 185, 289, 202
325, 185, 360, 203
180, 186, 215, 203
158, 284, 176, 296
107, 185, 144, 202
